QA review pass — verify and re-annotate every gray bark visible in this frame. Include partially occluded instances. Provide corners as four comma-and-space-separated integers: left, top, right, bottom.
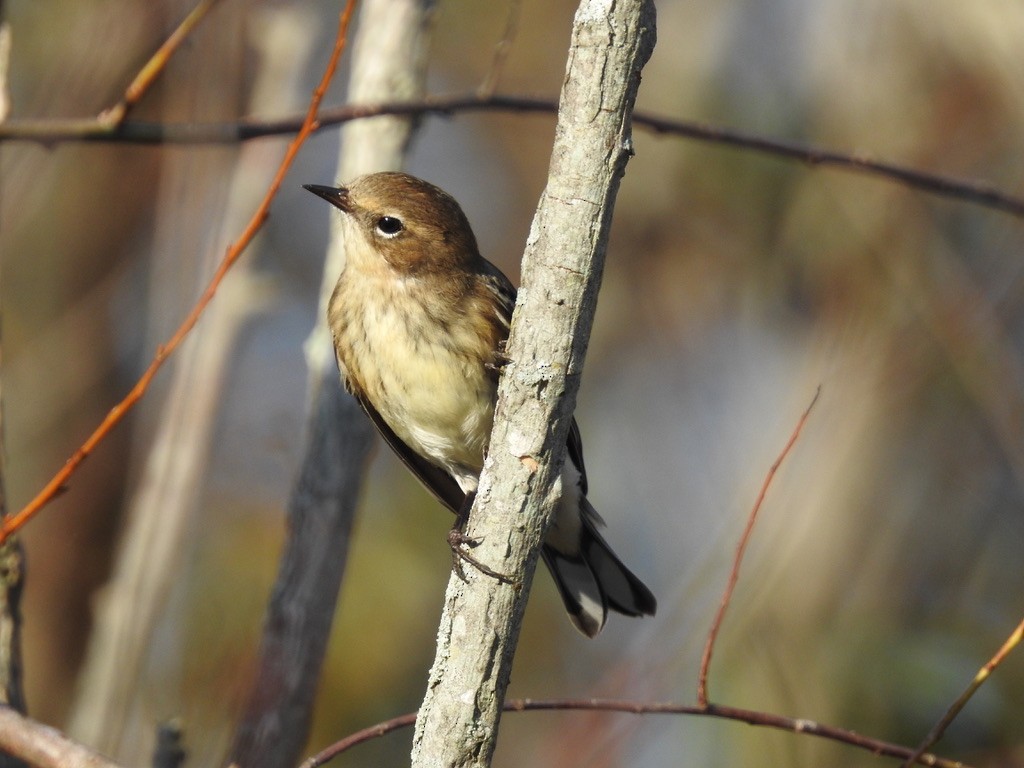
66, 4, 269, 758
227, 2, 435, 767
409, 1, 657, 766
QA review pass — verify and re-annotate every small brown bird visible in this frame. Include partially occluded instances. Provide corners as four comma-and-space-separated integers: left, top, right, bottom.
304, 172, 655, 637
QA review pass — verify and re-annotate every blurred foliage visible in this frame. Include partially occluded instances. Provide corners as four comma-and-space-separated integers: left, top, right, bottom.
1, 0, 1023, 766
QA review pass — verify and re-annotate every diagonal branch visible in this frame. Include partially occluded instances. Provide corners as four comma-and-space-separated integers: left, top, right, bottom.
408, 2, 657, 766
227, 0, 435, 765
0, 707, 125, 768
901, 616, 1024, 767
697, 387, 821, 706
0, 4, 356, 546
99, 0, 223, 127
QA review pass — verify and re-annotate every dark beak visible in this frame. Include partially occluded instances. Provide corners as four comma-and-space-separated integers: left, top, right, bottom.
303, 183, 351, 213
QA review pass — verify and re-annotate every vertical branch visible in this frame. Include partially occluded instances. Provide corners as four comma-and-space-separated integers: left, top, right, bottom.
0, 542, 26, 768
0, 547, 24, 715
477, 0, 523, 97
409, 1, 657, 766
696, 387, 821, 707
0, 16, 28, 768
228, 2, 435, 766
66, 2, 253, 757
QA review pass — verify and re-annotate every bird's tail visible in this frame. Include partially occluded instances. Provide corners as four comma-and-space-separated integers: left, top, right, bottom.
541, 499, 657, 638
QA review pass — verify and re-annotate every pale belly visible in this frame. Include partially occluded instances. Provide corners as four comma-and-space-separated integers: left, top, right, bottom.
337, 295, 497, 492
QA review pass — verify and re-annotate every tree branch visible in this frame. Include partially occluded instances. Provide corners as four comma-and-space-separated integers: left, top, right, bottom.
697, 387, 821, 706
2, 94, 1021, 219
901, 615, 1024, 767
303, 698, 970, 768
0, 17, 28, 768
99, 0, 223, 127
0, 2, 355, 548
0, 708, 125, 768
228, 1, 435, 765
408, 1, 656, 766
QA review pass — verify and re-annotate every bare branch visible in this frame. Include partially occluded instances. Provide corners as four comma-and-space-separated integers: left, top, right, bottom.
151, 722, 186, 768
901, 616, 1024, 767
697, 387, 821, 706
409, 1, 657, 766
0, 708, 126, 768
1, 95, 1022, 220
0, 544, 24, 716
226, 380, 372, 768
0, 3, 356, 547
303, 698, 971, 768
100, 0, 223, 126
477, 0, 523, 97
228, 1, 435, 765
0, 545, 26, 768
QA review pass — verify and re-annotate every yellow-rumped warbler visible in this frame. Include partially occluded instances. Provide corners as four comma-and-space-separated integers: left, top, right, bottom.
305, 172, 655, 637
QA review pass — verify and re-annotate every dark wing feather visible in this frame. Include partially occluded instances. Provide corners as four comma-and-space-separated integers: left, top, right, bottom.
354, 393, 467, 514
566, 418, 588, 496
480, 259, 517, 329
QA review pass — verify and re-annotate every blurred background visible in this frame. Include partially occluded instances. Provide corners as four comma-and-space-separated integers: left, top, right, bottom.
2, 0, 1023, 766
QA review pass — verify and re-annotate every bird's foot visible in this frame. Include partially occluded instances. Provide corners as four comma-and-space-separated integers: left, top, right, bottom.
447, 528, 517, 585
485, 341, 511, 374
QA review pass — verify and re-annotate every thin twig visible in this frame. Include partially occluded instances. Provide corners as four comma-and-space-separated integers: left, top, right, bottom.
0, 3, 357, 546
901, 616, 1024, 767
100, 0, 222, 126
300, 712, 417, 768
697, 387, 821, 706
2, 94, 1023, 219
477, 0, 523, 98
300, 697, 967, 768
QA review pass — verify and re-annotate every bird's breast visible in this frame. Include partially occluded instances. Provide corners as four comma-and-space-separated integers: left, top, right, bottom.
330, 273, 497, 487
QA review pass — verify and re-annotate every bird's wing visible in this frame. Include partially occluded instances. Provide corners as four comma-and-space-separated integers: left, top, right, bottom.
566, 417, 589, 496
481, 260, 517, 332
355, 392, 468, 515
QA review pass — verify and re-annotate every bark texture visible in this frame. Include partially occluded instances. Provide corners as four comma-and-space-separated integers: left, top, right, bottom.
228, 2, 435, 766
409, 1, 657, 766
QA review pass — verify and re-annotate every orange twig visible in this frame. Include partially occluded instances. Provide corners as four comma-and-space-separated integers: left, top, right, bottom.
696, 386, 821, 707
0, 0, 359, 546
901, 615, 1024, 767
100, 0, 223, 127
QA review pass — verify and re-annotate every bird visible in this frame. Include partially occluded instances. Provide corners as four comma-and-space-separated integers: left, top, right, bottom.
304, 171, 655, 637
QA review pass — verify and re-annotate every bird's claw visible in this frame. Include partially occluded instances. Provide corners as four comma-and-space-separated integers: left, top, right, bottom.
485, 342, 511, 373
447, 528, 517, 585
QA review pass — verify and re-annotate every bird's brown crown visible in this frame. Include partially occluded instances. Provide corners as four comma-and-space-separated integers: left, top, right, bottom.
333, 172, 483, 276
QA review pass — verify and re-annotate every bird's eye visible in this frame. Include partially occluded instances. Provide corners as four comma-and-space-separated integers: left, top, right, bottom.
375, 215, 404, 238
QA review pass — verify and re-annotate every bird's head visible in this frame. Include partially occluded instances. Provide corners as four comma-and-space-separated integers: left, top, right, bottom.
304, 172, 482, 276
